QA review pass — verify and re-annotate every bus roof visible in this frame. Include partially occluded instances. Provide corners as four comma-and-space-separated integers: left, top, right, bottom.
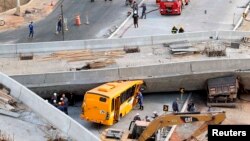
86, 80, 143, 98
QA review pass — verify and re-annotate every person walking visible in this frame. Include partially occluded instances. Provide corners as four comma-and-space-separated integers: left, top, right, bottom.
172, 98, 179, 113
28, 21, 34, 38
137, 90, 143, 110
140, 3, 146, 19
133, 10, 139, 28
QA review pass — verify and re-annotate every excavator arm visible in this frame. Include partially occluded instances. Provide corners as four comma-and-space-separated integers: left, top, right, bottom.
138, 111, 226, 141
184, 111, 226, 141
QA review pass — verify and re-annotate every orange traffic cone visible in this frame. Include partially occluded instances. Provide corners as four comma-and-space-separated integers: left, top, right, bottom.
75, 15, 81, 26
50, 1, 54, 6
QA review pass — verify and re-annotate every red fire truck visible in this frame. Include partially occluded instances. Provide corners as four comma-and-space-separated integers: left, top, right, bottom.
159, 0, 189, 15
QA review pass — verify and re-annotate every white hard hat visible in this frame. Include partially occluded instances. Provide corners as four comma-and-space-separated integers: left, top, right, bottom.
60, 98, 63, 101
54, 93, 57, 96
153, 111, 157, 114
53, 100, 56, 103
136, 113, 139, 116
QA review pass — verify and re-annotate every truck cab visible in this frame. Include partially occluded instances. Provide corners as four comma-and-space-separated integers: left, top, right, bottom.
159, 0, 189, 15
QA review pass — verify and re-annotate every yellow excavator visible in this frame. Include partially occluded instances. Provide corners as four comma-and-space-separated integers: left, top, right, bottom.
101, 111, 226, 141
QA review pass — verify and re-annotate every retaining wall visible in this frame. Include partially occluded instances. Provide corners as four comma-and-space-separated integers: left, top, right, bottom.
1, 31, 250, 56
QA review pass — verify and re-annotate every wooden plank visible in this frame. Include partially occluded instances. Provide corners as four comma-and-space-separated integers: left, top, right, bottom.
0, 109, 20, 118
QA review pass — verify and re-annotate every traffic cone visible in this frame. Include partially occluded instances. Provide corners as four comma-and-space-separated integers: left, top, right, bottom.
51, 1, 54, 6
75, 15, 81, 26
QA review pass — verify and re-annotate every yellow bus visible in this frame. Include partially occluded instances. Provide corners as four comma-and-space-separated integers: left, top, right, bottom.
80, 80, 144, 125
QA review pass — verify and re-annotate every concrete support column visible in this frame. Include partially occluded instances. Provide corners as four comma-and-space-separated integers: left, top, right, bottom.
15, 0, 21, 16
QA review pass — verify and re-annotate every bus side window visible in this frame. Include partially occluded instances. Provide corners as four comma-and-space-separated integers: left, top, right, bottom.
120, 91, 127, 104
112, 98, 114, 111
131, 85, 136, 95
99, 97, 107, 102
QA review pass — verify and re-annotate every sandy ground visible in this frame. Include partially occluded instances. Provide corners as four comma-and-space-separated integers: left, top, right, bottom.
169, 92, 250, 141
0, 0, 58, 32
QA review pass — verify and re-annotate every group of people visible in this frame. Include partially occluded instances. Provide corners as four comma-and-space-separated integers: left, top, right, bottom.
27, 15, 63, 38
172, 98, 196, 113
171, 26, 185, 34
50, 92, 75, 115
132, 1, 147, 28
133, 111, 159, 122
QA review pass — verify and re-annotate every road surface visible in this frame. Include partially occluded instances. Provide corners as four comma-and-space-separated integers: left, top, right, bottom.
0, 0, 132, 44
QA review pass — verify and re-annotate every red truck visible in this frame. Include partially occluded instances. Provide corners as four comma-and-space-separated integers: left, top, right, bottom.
159, 0, 189, 15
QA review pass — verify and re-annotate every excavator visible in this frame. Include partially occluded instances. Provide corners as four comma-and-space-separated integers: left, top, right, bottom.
101, 111, 226, 141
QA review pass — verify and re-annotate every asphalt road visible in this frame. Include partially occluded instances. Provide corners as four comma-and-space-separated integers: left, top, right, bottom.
113, 0, 250, 38
0, 0, 248, 43
0, 0, 133, 44
68, 92, 189, 137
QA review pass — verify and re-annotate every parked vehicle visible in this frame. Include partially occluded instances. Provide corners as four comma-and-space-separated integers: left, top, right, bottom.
80, 80, 144, 125
206, 75, 239, 107
159, 0, 189, 15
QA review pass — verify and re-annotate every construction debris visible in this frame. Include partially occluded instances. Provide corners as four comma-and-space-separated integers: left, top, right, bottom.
0, 84, 19, 117
123, 46, 140, 53
19, 53, 34, 60
42, 49, 125, 62
241, 36, 250, 43
0, 130, 14, 141
163, 40, 198, 55
203, 44, 226, 57
74, 59, 116, 70
41, 49, 125, 69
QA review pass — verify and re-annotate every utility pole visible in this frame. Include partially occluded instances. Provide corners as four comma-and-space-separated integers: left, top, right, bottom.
61, 4, 64, 41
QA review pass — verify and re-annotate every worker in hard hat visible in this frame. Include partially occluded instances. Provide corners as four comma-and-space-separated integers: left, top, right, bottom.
133, 113, 141, 121
178, 27, 185, 33
51, 92, 57, 104
171, 26, 178, 34
52, 100, 57, 107
57, 102, 65, 112
152, 111, 159, 119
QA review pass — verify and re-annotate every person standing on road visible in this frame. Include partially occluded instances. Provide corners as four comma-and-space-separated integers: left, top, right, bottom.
62, 94, 69, 115
140, 3, 147, 19
172, 98, 179, 113
57, 16, 62, 33
28, 21, 34, 38
137, 90, 143, 110
132, 1, 138, 11
133, 10, 139, 28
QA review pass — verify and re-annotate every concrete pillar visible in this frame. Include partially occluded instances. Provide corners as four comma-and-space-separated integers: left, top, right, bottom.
14, 0, 21, 16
